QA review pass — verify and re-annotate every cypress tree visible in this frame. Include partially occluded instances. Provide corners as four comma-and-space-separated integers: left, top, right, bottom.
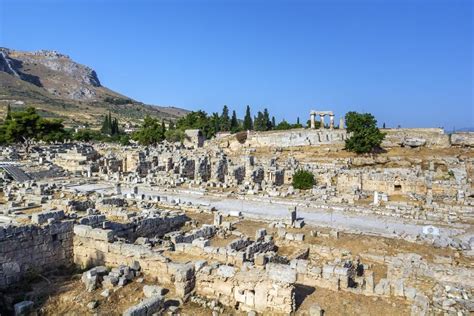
221, 105, 230, 132
108, 111, 112, 134
161, 120, 166, 135
5, 104, 12, 121
263, 108, 271, 131
101, 114, 110, 134
230, 110, 239, 132
243, 105, 253, 130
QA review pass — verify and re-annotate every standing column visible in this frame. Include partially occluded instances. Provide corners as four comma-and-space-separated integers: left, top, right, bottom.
339, 117, 345, 129
319, 114, 325, 129
329, 115, 334, 129
310, 112, 316, 129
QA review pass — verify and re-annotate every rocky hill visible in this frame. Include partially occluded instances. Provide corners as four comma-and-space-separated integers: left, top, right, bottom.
0, 48, 188, 127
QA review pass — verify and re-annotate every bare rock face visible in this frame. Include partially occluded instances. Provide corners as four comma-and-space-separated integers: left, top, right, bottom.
0, 47, 101, 101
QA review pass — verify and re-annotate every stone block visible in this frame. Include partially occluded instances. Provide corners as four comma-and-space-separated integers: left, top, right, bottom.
267, 263, 296, 284
309, 304, 324, 316
143, 285, 166, 298
14, 300, 34, 316
123, 295, 164, 316
217, 265, 236, 278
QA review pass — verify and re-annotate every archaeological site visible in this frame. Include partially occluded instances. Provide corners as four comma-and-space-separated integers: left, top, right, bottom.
0, 111, 473, 316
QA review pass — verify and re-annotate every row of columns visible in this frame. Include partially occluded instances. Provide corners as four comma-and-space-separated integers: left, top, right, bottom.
310, 111, 343, 129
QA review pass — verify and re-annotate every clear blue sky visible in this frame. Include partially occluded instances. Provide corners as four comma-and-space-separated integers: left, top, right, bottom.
1, 0, 472, 129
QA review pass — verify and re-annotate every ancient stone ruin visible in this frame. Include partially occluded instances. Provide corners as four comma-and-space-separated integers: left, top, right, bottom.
0, 124, 473, 315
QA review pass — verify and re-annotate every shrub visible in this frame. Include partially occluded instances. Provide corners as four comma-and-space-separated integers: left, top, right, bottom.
292, 170, 315, 190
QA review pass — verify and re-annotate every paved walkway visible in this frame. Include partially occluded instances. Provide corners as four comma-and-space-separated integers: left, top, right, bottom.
69, 182, 466, 240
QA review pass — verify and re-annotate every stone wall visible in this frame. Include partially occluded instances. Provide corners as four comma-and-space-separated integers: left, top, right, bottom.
195, 264, 295, 314
215, 127, 460, 149
0, 221, 74, 289
382, 128, 450, 148
246, 129, 347, 148
73, 225, 174, 283
451, 132, 474, 147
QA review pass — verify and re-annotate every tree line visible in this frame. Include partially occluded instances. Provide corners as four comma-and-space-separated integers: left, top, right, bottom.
0, 105, 385, 154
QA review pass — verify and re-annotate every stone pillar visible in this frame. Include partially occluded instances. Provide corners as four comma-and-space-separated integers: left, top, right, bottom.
319, 115, 325, 129
329, 115, 334, 129
339, 117, 345, 129
373, 191, 379, 205
288, 207, 297, 225
310, 112, 316, 129
115, 183, 121, 195
213, 212, 222, 226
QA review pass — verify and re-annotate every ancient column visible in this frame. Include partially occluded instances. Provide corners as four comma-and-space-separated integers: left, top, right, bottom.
339, 117, 345, 129
310, 112, 316, 129
329, 115, 335, 129
319, 114, 325, 129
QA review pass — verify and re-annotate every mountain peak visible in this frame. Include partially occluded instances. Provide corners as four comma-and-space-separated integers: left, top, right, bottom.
0, 47, 101, 100
0, 47, 189, 127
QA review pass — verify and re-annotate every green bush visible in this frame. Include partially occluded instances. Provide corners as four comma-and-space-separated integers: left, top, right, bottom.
292, 170, 315, 190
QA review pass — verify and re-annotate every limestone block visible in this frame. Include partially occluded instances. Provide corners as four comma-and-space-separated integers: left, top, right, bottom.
405, 287, 417, 300
334, 267, 349, 276
309, 304, 324, 316
143, 285, 166, 298
374, 278, 391, 296
267, 263, 296, 284
194, 260, 207, 272
123, 295, 164, 316
403, 137, 426, 148
213, 279, 233, 296
169, 262, 195, 282
294, 233, 305, 241
31, 210, 65, 224
255, 253, 267, 266
391, 279, 404, 297
217, 265, 236, 278
192, 238, 210, 249
14, 301, 34, 316
285, 233, 294, 241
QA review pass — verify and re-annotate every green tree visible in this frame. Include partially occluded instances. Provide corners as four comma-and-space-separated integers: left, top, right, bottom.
5, 104, 12, 121
275, 120, 292, 130
175, 110, 215, 138
243, 105, 253, 130
230, 110, 240, 133
254, 109, 272, 131
132, 115, 165, 145
210, 112, 221, 135
1, 107, 68, 143
165, 129, 186, 143
344, 111, 385, 154
161, 120, 166, 135
220, 105, 231, 132
292, 169, 315, 190
263, 108, 272, 131
101, 112, 111, 135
